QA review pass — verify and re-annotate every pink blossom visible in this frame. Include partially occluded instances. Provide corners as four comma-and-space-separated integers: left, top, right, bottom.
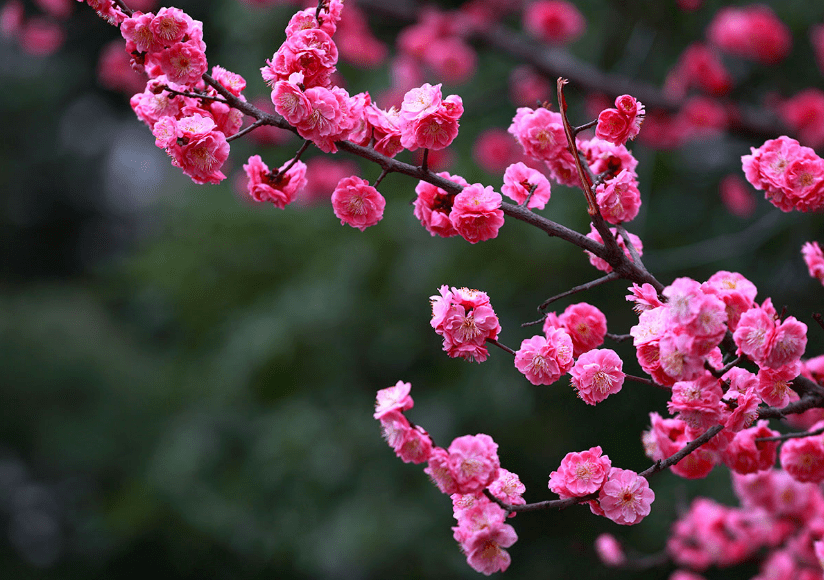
722, 420, 779, 474
667, 375, 724, 430
271, 74, 312, 125
594, 533, 626, 567
457, 503, 518, 575
570, 349, 624, 405
373, 380, 414, 420
121, 12, 161, 55
595, 94, 645, 145
598, 468, 654, 525
97, 40, 147, 95
447, 434, 501, 496
719, 174, 756, 218
702, 270, 758, 331
412, 172, 467, 238
501, 162, 552, 209
298, 157, 359, 206
802, 241, 824, 286
669, 43, 732, 97
763, 316, 807, 369
508, 106, 568, 164
523, 0, 585, 45
0, 0, 24, 39
331, 176, 385, 231
425, 447, 458, 494
548, 446, 611, 498
488, 469, 526, 510
422, 37, 476, 85
150, 7, 191, 47
19, 17, 65, 56
430, 285, 501, 363
514, 330, 574, 386
626, 283, 663, 314
449, 184, 505, 244
558, 302, 607, 357
580, 137, 639, 183
242, 155, 307, 208
296, 86, 354, 153
159, 40, 208, 87
642, 412, 688, 462
169, 130, 229, 184
780, 434, 824, 483
707, 5, 791, 64
378, 410, 433, 464
595, 168, 641, 224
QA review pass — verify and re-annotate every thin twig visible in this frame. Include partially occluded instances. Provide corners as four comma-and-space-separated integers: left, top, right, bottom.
160, 85, 229, 104
572, 119, 597, 136
640, 424, 725, 478
486, 338, 516, 356
605, 332, 631, 342
814, 313, 824, 332
421, 148, 429, 173
521, 182, 539, 208
275, 140, 311, 178
374, 168, 390, 188
756, 426, 824, 443
538, 272, 619, 310
226, 119, 266, 143
624, 374, 669, 391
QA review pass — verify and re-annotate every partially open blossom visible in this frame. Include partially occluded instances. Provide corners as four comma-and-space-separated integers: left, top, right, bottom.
570, 349, 625, 405
595, 168, 642, 224
721, 420, 779, 474
374, 380, 414, 420
598, 468, 655, 525
558, 302, 607, 357
548, 446, 611, 498
331, 176, 385, 231
595, 95, 645, 146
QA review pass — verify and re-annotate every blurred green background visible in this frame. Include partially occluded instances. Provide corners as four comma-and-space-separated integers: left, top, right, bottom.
1, 0, 822, 578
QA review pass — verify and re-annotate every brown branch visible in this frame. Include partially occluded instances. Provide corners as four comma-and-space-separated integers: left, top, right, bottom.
624, 374, 669, 391
756, 425, 824, 443
538, 272, 620, 310
486, 338, 516, 356
639, 424, 725, 478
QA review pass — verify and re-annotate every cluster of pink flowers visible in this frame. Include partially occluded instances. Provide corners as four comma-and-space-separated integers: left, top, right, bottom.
398, 82, 463, 152
743, 136, 824, 213
501, 162, 552, 209
803, 241, 824, 286
595, 94, 645, 146
733, 297, 808, 371
118, 7, 245, 185
413, 175, 505, 243
549, 447, 655, 525
514, 329, 574, 386
430, 286, 501, 363
666, 470, 824, 578
508, 105, 579, 186
631, 275, 742, 387
373, 381, 521, 574
706, 4, 792, 65
543, 302, 608, 358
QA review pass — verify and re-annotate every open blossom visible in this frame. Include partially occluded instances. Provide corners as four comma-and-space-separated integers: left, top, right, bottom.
780, 432, 824, 483
488, 469, 526, 510
597, 468, 654, 525
721, 420, 779, 474
430, 286, 500, 363
501, 162, 551, 209
733, 298, 808, 369
378, 410, 433, 465
444, 434, 501, 496
570, 349, 624, 405
374, 380, 413, 420
558, 302, 607, 357
398, 83, 462, 151
449, 184, 505, 244
242, 155, 307, 208
453, 501, 517, 575
514, 329, 574, 385
595, 94, 645, 146
802, 241, 824, 286
331, 176, 385, 231
548, 446, 611, 498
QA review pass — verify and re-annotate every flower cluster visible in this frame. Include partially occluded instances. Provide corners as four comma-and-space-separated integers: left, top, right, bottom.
501, 162, 552, 210
398, 82, 463, 151
742, 136, 824, 213
430, 286, 501, 363
514, 329, 574, 386
595, 94, 645, 146
733, 297, 808, 370
543, 302, 608, 357
373, 382, 521, 575
508, 105, 579, 186
570, 349, 625, 405
549, 448, 655, 525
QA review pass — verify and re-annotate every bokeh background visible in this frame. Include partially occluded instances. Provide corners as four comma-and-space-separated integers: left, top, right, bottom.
1, 0, 823, 578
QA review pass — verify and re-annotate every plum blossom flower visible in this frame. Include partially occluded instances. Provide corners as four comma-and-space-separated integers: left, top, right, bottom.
595, 94, 645, 146
597, 468, 655, 525
449, 184, 505, 244
412, 172, 467, 238
430, 286, 500, 363
501, 162, 551, 209
548, 446, 611, 498
243, 155, 307, 208
802, 241, 824, 286
514, 329, 574, 385
780, 432, 824, 483
570, 349, 625, 405
373, 380, 414, 420
331, 176, 385, 231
